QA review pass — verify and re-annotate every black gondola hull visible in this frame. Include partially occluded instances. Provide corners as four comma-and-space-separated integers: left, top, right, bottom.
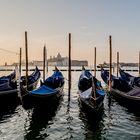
78, 96, 104, 114
101, 68, 140, 108
110, 88, 140, 108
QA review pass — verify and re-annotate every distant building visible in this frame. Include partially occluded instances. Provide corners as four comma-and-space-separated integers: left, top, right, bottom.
31, 60, 43, 66
71, 60, 88, 66
47, 53, 88, 66
5, 62, 7, 66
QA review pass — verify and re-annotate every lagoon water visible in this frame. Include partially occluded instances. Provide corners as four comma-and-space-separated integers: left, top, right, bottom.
0, 66, 140, 140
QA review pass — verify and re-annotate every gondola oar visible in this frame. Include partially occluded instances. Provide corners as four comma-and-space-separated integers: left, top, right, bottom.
91, 76, 96, 104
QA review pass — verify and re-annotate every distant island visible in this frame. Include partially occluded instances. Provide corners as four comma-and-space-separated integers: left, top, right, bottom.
97, 61, 139, 68
3, 57, 138, 68
10, 53, 88, 67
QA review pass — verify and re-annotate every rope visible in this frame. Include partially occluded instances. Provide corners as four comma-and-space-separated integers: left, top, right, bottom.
0, 48, 19, 55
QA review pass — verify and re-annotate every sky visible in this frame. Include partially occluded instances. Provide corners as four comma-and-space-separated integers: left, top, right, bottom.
0, 0, 140, 66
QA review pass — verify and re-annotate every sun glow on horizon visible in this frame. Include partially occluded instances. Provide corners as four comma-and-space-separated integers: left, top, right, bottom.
0, 0, 139, 66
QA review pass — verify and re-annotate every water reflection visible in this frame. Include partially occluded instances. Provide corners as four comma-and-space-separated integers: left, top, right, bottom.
104, 94, 140, 140
65, 86, 74, 139
24, 98, 62, 140
107, 91, 140, 118
78, 99, 105, 140
0, 96, 19, 122
1, 69, 140, 139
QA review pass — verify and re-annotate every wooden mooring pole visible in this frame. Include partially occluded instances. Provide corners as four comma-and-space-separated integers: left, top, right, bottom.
68, 33, 71, 98
46, 48, 48, 73
94, 47, 96, 77
92, 47, 96, 103
117, 52, 119, 77
43, 45, 46, 81
19, 48, 22, 76
139, 51, 140, 76
109, 35, 112, 92
25, 31, 28, 89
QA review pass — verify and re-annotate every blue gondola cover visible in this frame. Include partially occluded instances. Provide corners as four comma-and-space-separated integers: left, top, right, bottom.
31, 85, 57, 95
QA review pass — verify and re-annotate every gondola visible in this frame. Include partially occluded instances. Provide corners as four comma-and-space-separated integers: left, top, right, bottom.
119, 68, 140, 87
0, 70, 16, 96
78, 67, 105, 113
101, 68, 140, 107
22, 67, 65, 108
0, 66, 41, 98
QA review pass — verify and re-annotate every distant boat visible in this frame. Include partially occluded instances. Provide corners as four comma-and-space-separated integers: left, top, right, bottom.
22, 66, 65, 108
78, 67, 105, 113
97, 63, 114, 68
101, 68, 140, 107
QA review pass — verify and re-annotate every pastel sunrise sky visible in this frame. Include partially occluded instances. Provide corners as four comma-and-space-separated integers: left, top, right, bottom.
0, 0, 140, 66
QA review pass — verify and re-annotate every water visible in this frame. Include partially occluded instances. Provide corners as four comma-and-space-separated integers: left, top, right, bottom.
0, 66, 140, 140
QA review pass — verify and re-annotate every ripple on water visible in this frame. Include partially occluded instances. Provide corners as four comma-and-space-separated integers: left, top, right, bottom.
0, 70, 140, 140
